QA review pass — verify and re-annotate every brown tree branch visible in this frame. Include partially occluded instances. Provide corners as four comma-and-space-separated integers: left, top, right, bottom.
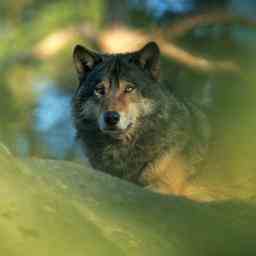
99, 26, 240, 73
163, 10, 256, 39
32, 23, 99, 59
15, 20, 246, 73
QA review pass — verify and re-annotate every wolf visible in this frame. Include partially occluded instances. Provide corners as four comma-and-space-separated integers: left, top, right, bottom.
72, 42, 210, 195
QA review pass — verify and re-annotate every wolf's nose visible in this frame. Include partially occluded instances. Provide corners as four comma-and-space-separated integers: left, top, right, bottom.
104, 111, 120, 126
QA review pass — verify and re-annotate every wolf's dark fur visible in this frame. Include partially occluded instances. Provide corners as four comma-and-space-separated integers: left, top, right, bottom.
72, 42, 210, 194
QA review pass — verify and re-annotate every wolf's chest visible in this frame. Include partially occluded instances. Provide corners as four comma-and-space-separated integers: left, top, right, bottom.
89, 142, 152, 182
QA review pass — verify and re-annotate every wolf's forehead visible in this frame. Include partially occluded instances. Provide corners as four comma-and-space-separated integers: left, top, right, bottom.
100, 56, 128, 77
89, 56, 131, 83
85, 54, 149, 90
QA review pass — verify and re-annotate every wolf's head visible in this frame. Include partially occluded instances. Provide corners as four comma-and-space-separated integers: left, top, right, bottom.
72, 42, 160, 142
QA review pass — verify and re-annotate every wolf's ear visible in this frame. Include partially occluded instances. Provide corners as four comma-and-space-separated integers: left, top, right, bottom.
134, 41, 160, 80
73, 45, 102, 80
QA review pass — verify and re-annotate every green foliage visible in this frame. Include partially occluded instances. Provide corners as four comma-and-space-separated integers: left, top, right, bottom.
0, 0, 105, 156
0, 0, 104, 61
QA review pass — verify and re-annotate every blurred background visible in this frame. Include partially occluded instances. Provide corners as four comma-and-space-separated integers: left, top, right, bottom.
0, 0, 256, 169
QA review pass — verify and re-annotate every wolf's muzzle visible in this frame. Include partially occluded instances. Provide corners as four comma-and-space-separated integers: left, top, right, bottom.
104, 111, 120, 126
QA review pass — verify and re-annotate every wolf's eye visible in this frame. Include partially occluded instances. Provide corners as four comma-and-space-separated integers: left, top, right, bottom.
94, 84, 105, 96
124, 85, 135, 93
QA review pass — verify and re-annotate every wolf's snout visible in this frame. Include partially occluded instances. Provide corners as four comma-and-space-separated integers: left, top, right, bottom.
104, 111, 120, 126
